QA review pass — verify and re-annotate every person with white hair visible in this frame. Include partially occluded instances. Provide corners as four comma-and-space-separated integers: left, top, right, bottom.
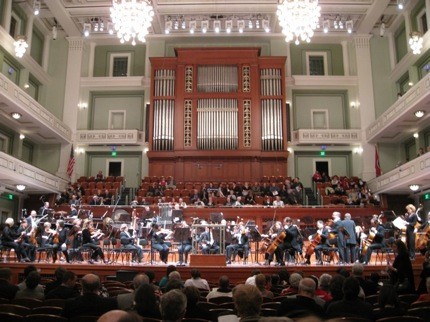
342, 213, 357, 263
329, 211, 346, 264
1, 218, 30, 262
119, 223, 143, 263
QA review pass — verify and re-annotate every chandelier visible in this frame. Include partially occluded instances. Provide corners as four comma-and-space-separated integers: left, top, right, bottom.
277, 0, 321, 45
110, 0, 154, 45
409, 32, 423, 55
14, 36, 28, 58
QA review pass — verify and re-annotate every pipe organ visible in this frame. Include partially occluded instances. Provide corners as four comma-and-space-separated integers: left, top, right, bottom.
148, 48, 288, 182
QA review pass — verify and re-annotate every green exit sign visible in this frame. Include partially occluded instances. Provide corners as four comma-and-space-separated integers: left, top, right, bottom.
111, 151, 117, 157
320, 151, 326, 156
424, 193, 430, 200
8, 194, 13, 200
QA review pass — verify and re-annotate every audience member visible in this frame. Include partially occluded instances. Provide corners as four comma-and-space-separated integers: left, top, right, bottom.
18, 265, 44, 293
97, 310, 142, 322
316, 273, 332, 302
207, 275, 233, 300
46, 270, 79, 299
45, 266, 67, 295
184, 269, 210, 291
160, 289, 187, 322
183, 285, 209, 318
159, 265, 177, 289
325, 277, 373, 320
15, 270, 45, 300
416, 277, 430, 302
281, 272, 302, 295
255, 273, 274, 299
62, 273, 117, 318
134, 283, 161, 319
352, 263, 378, 296
373, 284, 406, 320
117, 273, 149, 311
233, 284, 262, 322
277, 278, 324, 319
0, 267, 19, 300
245, 269, 261, 285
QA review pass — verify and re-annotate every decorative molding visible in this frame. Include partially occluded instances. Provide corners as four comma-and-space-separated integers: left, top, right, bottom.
243, 100, 251, 147
185, 66, 193, 93
353, 35, 372, 49
184, 99, 192, 147
80, 76, 147, 89
292, 129, 362, 144
76, 129, 145, 145
67, 37, 84, 51
291, 75, 359, 87
242, 66, 250, 93
0, 152, 69, 193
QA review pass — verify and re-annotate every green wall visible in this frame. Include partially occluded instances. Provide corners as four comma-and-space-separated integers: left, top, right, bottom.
34, 144, 61, 174
30, 27, 44, 65
290, 43, 344, 75
93, 45, 146, 77
395, 23, 408, 63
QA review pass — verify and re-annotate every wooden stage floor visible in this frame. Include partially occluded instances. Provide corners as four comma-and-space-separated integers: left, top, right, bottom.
1, 254, 425, 287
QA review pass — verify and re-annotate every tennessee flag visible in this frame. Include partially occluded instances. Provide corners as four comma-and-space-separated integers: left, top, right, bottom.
375, 146, 381, 177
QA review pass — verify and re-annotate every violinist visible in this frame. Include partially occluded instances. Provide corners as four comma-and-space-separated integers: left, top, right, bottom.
304, 220, 330, 265
226, 226, 250, 264
151, 223, 171, 263
82, 219, 107, 264
38, 202, 51, 217
55, 220, 70, 263
26, 210, 38, 229
17, 219, 36, 262
404, 204, 418, 260
275, 217, 301, 265
38, 222, 58, 263
361, 218, 386, 265
1, 218, 30, 262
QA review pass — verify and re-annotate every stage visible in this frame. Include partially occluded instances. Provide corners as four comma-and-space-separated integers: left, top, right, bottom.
1, 253, 425, 289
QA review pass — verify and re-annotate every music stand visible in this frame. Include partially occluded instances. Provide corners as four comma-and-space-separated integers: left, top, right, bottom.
172, 210, 183, 223
249, 227, 262, 264
174, 227, 191, 246
210, 212, 223, 223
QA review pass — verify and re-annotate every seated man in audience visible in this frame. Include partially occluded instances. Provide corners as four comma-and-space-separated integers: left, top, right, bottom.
160, 289, 187, 322
207, 275, 233, 300
231, 284, 262, 322
416, 277, 430, 302
44, 266, 67, 295
15, 270, 45, 300
62, 273, 117, 318
117, 273, 149, 310
184, 269, 210, 291
46, 270, 80, 300
0, 268, 19, 300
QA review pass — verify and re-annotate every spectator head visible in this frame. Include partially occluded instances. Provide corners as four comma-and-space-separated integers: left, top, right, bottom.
165, 265, 177, 277
190, 269, 201, 279
344, 213, 351, 220
133, 273, 149, 290
62, 271, 77, 287
145, 270, 156, 283
81, 274, 101, 294
289, 273, 303, 288
352, 263, 364, 277
278, 269, 290, 284
54, 266, 67, 282
169, 271, 181, 281
319, 274, 332, 291
233, 284, 262, 318
165, 279, 184, 292
342, 277, 360, 301
23, 265, 38, 278
0, 267, 13, 281
336, 268, 350, 278
378, 284, 399, 309
97, 310, 142, 322
160, 289, 187, 322
183, 285, 200, 307
298, 278, 316, 298
271, 274, 280, 286
255, 274, 267, 291
219, 275, 230, 289
25, 271, 41, 290
135, 283, 159, 317
329, 275, 345, 301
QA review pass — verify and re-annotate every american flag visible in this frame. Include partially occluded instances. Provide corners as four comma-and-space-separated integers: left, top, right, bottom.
67, 145, 75, 178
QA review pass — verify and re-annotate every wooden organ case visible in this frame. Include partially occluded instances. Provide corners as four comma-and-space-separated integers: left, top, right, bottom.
148, 48, 288, 182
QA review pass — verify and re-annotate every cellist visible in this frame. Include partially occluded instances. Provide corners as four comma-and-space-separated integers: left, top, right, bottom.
304, 220, 330, 265
361, 217, 386, 265
274, 217, 301, 265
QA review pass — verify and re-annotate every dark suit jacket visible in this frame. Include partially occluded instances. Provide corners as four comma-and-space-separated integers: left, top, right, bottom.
278, 295, 325, 318
0, 278, 20, 300
341, 219, 357, 245
62, 292, 117, 318
46, 285, 80, 299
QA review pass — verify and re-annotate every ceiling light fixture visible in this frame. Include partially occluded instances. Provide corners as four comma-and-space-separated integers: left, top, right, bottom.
16, 184, 26, 191
33, 0, 40, 16
238, 20, 245, 33
83, 23, 91, 37
19, 134, 25, 140
277, 0, 321, 45
14, 36, 28, 58
262, 19, 270, 32
409, 184, 420, 192
397, 0, 405, 10
409, 31, 423, 55
110, 0, 154, 45
414, 110, 425, 118
201, 20, 209, 33
11, 112, 22, 119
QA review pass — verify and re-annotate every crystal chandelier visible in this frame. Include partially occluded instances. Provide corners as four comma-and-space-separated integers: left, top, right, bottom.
409, 32, 423, 55
277, 0, 321, 45
14, 36, 28, 58
110, 0, 154, 45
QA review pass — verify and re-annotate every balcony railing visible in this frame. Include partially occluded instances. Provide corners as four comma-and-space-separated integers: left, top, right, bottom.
76, 129, 145, 145
292, 129, 362, 145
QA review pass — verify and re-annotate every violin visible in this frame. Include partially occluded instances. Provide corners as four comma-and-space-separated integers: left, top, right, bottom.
266, 231, 286, 255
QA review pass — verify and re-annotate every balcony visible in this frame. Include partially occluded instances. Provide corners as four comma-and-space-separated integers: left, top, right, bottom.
76, 129, 145, 145
366, 73, 430, 144
0, 152, 69, 193
292, 129, 362, 145
367, 153, 430, 195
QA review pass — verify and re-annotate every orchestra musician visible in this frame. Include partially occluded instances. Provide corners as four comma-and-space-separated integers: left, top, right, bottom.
342, 213, 357, 263
361, 217, 386, 265
330, 212, 346, 264
264, 221, 283, 265
304, 220, 330, 265
17, 219, 36, 262
176, 220, 192, 266
405, 204, 418, 260
1, 218, 30, 262
55, 220, 71, 263
69, 204, 78, 218
150, 224, 171, 264
38, 202, 51, 217
38, 222, 59, 263
226, 226, 250, 264
26, 210, 38, 229
198, 226, 220, 254
82, 219, 106, 264
275, 217, 302, 265
119, 223, 143, 263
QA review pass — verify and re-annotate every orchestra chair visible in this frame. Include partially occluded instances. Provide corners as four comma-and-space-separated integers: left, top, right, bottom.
24, 314, 67, 322
112, 239, 137, 264
322, 246, 340, 264
0, 304, 31, 316
102, 238, 114, 262
0, 312, 24, 322
36, 245, 55, 263
0, 244, 18, 262
374, 246, 394, 265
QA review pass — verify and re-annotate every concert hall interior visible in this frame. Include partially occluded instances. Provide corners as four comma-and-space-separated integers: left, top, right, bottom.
1, 0, 430, 300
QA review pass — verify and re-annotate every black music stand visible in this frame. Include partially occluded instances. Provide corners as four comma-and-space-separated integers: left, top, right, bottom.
210, 212, 223, 223
172, 210, 183, 223
174, 227, 191, 246
249, 227, 262, 264
141, 227, 154, 264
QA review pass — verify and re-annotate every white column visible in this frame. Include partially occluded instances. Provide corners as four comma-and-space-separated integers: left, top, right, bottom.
341, 41, 350, 76
426, 0, 430, 31
387, 32, 396, 71
285, 43, 292, 77
56, 37, 84, 180
2, 0, 12, 33
42, 36, 50, 72
354, 35, 377, 181
88, 42, 96, 77
404, 10, 412, 53
25, 14, 34, 48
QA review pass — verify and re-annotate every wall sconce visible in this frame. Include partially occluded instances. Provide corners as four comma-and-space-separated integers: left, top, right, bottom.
346, 20, 353, 34
350, 101, 359, 109
83, 23, 91, 37
323, 20, 330, 33
165, 20, 172, 34
238, 20, 245, 33
78, 102, 88, 109
413, 132, 419, 138
11, 112, 22, 119
214, 20, 221, 33
409, 184, 420, 192
14, 36, 28, 58
189, 20, 196, 34
353, 147, 363, 154
225, 20, 232, 33
16, 184, 26, 191
414, 110, 425, 118
144, 147, 149, 153
263, 19, 270, 32
397, 0, 405, 10
75, 147, 85, 154
19, 134, 25, 140
201, 20, 209, 33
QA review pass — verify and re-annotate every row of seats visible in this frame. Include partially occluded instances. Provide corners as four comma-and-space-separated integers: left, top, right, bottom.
77, 176, 124, 183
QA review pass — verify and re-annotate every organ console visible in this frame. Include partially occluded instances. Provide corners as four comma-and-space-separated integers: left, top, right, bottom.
148, 47, 288, 182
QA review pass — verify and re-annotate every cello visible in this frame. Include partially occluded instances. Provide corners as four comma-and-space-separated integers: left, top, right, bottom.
306, 233, 321, 256
266, 231, 286, 255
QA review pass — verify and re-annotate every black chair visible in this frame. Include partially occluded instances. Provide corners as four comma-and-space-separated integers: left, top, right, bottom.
208, 296, 233, 304
0, 312, 24, 322
69, 316, 100, 322
10, 298, 43, 309
407, 307, 430, 320
411, 301, 430, 308
24, 314, 68, 322
43, 299, 66, 308
376, 316, 424, 322
260, 308, 278, 317
0, 297, 10, 304
0, 303, 31, 316
31, 306, 63, 316
261, 302, 281, 310
399, 294, 420, 306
